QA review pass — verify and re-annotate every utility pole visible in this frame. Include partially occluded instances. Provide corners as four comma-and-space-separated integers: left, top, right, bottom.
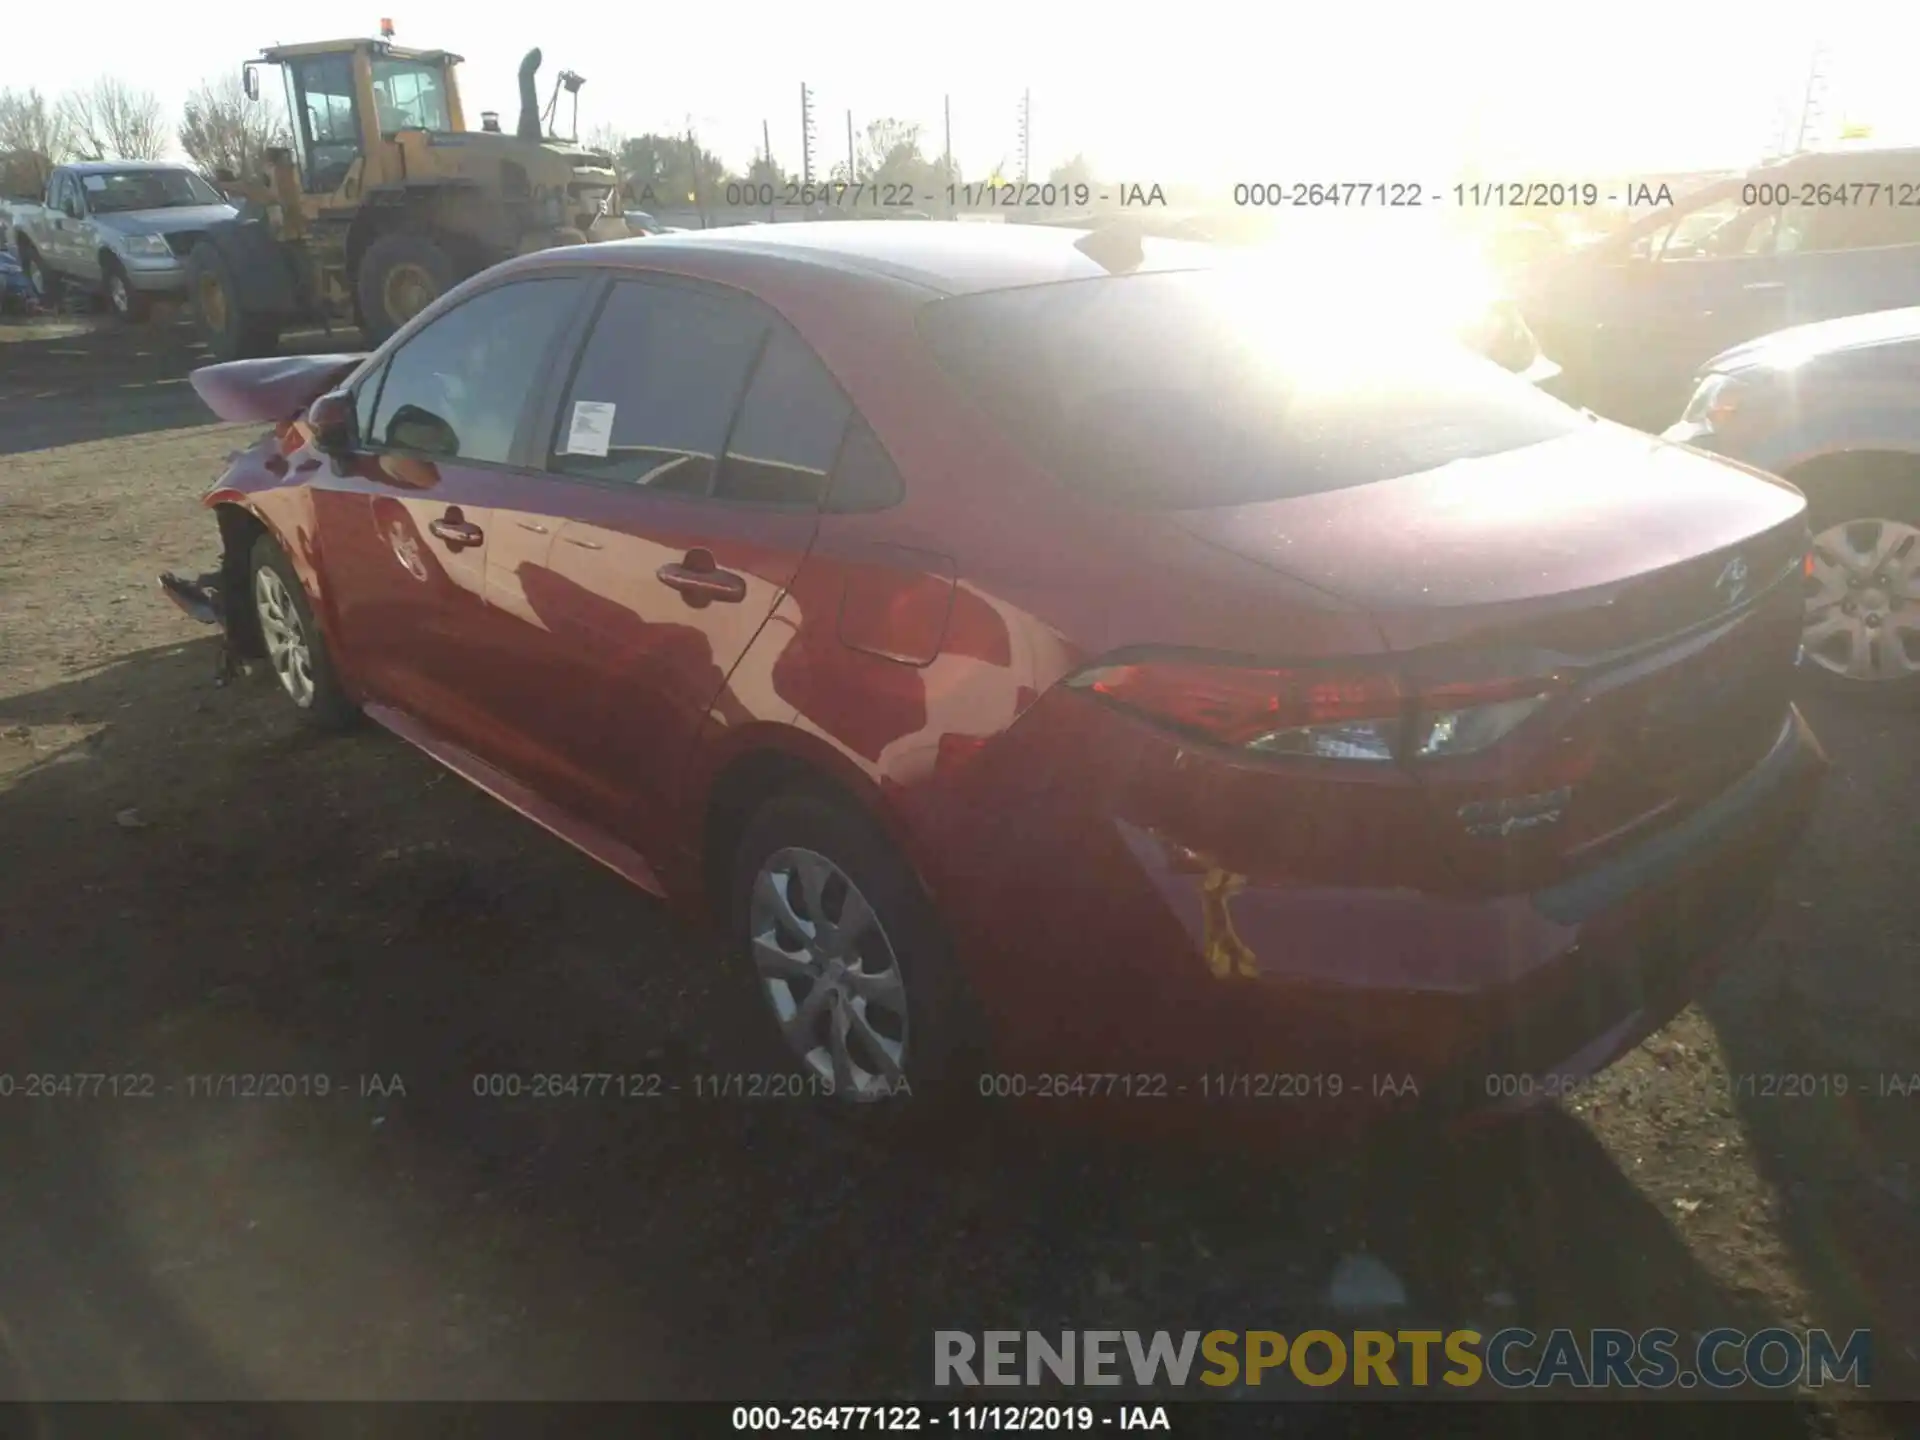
847, 110, 857, 187
686, 116, 707, 229
1016, 89, 1031, 183
763, 118, 775, 220
1795, 44, 1831, 153
944, 95, 954, 218
801, 84, 817, 188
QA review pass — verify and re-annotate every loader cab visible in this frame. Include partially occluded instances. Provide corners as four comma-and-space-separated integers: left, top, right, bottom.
252, 41, 466, 199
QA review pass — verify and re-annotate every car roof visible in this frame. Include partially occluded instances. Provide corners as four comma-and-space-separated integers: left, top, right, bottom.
62, 160, 197, 174
530, 221, 1218, 297
1763, 143, 1920, 169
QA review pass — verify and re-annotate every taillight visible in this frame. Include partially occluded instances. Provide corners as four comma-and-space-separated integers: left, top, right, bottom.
1067, 657, 1554, 764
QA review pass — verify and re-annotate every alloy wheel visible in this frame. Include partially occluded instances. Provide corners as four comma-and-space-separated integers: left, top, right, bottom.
1804, 517, 1920, 683
253, 566, 317, 708
748, 847, 909, 1100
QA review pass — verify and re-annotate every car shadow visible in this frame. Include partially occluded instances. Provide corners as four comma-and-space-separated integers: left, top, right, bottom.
0, 318, 360, 456
1701, 690, 1920, 1397
0, 641, 1864, 1418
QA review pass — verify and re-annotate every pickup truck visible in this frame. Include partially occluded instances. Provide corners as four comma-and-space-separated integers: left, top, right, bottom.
10, 161, 237, 320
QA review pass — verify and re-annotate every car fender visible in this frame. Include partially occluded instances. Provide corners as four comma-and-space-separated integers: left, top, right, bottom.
1748, 406, 1920, 480
205, 470, 354, 690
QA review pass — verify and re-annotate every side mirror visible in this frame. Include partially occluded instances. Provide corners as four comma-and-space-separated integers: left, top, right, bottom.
384, 403, 460, 456
306, 390, 357, 456
63, 197, 83, 219
242, 64, 261, 102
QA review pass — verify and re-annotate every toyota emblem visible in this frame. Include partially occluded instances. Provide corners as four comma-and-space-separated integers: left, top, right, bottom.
1714, 554, 1750, 607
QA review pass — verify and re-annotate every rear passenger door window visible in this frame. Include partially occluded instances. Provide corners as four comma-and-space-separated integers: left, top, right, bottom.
367, 277, 584, 464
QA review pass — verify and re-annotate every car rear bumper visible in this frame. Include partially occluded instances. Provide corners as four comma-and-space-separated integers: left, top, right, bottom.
946, 704, 1826, 1133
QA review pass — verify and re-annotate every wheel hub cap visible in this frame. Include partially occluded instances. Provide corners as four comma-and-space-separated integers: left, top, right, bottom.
253, 567, 316, 708
748, 847, 908, 1101
383, 263, 438, 325
1804, 518, 1920, 682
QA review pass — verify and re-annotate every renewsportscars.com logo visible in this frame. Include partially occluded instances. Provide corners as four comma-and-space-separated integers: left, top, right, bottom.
934, 1328, 1872, 1391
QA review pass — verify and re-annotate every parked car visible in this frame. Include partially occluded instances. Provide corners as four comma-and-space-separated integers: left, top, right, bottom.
1518, 145, 1920, 431
0, 249, 31, 314
1663, 305, 1920, 703
159, 223, 1826, 1130
10, 160, 237, 319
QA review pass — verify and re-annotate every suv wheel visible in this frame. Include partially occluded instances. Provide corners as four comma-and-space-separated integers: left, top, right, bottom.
1802, 471, 1920, 705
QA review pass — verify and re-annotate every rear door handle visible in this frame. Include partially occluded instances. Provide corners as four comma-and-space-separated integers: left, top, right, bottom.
657, 548, 747, 605
428, 512, 484, 548
516, 520, 550, 535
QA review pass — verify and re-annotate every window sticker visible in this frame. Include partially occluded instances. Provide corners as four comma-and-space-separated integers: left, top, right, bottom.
562, 400, 615, 457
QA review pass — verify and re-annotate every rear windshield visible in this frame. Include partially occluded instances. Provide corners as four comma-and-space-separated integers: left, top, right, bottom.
916, 268, 1584, 509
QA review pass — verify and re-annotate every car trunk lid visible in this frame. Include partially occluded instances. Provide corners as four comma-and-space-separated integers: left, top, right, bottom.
1168, 425, 1809, 890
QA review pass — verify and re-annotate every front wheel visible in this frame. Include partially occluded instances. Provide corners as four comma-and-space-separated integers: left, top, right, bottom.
20, 245, 56, 305
729, 790, 983, 1110
1800, 471, 1920, 706
104, 259, 152, 322
248, 534, 358, 729
187, 244, 279, 361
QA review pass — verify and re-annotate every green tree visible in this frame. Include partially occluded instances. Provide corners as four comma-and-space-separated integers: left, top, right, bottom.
619, 133, 737, 216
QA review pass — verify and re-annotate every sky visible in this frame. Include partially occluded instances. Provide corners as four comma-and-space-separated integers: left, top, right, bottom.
11, 1, 1920, 188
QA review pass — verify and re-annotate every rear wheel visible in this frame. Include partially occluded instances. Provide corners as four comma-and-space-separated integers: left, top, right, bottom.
248, 533, 357, 730
1799, 468, 1920, 705
188, 243, 279, 362
728, 789, 984, 1112
355, 231, 456, 346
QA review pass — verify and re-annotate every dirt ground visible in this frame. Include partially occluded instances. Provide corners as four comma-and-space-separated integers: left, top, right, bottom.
1, 314, 1916, 1429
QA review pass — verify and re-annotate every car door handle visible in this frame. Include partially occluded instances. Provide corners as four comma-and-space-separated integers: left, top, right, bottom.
428, 514, 484, 547
1743, 281, 1786, 291
516, 520, 549, 535
657, 550, 747, 604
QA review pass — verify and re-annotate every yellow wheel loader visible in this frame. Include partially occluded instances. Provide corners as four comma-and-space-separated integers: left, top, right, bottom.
187, 28, 625, 360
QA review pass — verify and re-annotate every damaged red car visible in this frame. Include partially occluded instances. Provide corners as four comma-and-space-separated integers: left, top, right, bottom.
161, 222, 1827, 1129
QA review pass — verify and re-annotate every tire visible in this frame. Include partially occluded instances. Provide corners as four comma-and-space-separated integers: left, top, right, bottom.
19, 244, 56, 305
103, 258, 152, 323
1798, 467, 1920, 707
187, 243, 279, 362
247, 533, 358, 730
355, 231, 456, 346
728, 789, 985, 1113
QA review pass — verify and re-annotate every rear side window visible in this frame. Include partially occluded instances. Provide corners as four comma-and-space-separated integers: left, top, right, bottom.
917, 269, 1585, 509
715, 326, 852, 506
548, 279, 769, 494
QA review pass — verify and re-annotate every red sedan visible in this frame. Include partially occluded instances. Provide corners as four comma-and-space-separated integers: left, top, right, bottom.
161, 222, 1827, 1127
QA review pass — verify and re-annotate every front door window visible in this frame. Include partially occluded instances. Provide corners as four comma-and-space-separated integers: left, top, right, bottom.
288, 55, 361, 194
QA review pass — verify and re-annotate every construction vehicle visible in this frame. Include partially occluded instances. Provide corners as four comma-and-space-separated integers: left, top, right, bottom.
186, 21, 624, 360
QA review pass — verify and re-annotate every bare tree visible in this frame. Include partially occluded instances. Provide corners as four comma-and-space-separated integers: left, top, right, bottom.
0, 88, 72, 192
179, 74, 289, 182
61, 77, 169, 161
